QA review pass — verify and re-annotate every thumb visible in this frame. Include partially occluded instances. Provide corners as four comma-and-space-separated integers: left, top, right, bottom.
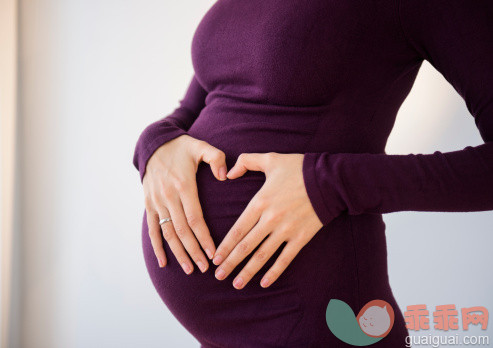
197, 142, 228, 181
226, 153, 267, 179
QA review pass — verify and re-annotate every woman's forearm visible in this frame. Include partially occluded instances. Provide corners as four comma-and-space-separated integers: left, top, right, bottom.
302, 142, 493, 226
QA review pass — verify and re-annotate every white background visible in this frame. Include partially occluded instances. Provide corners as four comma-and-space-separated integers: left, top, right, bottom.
10, 0, 493, 347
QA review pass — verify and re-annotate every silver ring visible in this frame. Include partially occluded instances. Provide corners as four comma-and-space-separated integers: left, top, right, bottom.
159, 217, 172, 225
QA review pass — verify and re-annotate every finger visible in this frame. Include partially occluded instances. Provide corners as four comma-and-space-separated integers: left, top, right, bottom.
260, 239, 302, 288
233, 234, 285, 289
195, 141, 228, 181
146, 209, 167, 268
155, 204, 195, 274
165, 194, 210, 273
212, 193, 264, 266
214, 214, 271, 282
226, 153, 269, 179
178, 175, 216, 260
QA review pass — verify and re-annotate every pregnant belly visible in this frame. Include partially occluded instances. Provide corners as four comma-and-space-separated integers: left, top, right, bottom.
140, 169, 365, 346
140, 100, 380, 346
141, 162, 306, 346
141, 104, 310, 345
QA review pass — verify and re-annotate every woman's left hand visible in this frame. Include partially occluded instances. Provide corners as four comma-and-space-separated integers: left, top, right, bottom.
211, 152, 324, 290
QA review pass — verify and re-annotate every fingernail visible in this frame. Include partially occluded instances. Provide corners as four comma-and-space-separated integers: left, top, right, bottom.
181, 262, 192, 274
158, 258, 165, 268
233, 277, 244, 289
205, 248, 214, 259
197, 260, 207, 273
219, 166, 227, 180
215, 268, 225, 280
260, 277, 270, 288
213, 254, 223, 265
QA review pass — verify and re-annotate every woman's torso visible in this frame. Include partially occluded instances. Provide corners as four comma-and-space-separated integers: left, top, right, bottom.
143, 0, 419, 346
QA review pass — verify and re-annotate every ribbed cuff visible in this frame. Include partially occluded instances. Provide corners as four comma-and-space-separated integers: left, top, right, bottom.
302, 152, 348, 226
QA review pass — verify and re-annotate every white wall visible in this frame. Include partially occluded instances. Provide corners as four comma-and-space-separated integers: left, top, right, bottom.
14, 1, 492, 347
17, 1, 213, 347
386, 62, 493, 346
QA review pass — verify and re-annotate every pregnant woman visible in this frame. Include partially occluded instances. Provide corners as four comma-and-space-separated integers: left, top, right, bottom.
133, 0, 493, 346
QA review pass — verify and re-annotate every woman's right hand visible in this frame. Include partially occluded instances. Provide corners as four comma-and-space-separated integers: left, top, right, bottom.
143, 134, 227, 274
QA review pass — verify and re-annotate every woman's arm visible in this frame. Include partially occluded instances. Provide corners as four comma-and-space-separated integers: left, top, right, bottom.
133, 74, 208, 183
302, 0, 493, 226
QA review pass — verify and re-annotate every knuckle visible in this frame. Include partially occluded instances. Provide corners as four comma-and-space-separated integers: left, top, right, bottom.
195, 139, 208, 150
191, 251, 204, 262
265, 212, 281, 225
254, 201, 265, 212
161, 227, 173, 241
237, 240, 249, 254
186, 213, 202, 229
148, 227, 159, 238
149, 237, 161, 250
174, 224, 187, 238
255, 250, 267, 262
144, 195, 153, 208
266, 152, 279, 165
173, 177, 187, 193
221, 259, 232, 272
161, 186, 173, 201
252, 198, 266, 212
193, 140, 208, 155
213, 150, 226, 162
258, 195, 270, 207
231, 227, 243, 241
278, 256, 290, 269
278, 224, 291, 236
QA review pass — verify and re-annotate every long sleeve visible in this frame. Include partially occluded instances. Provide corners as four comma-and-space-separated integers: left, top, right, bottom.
302, 0, 493, 226
133, 75, 208, 183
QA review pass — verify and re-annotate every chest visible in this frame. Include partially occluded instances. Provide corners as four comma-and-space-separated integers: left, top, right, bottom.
191, 0, 399, 105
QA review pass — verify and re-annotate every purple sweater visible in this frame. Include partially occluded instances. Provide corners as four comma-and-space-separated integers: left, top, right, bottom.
133, 0, 492, 346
